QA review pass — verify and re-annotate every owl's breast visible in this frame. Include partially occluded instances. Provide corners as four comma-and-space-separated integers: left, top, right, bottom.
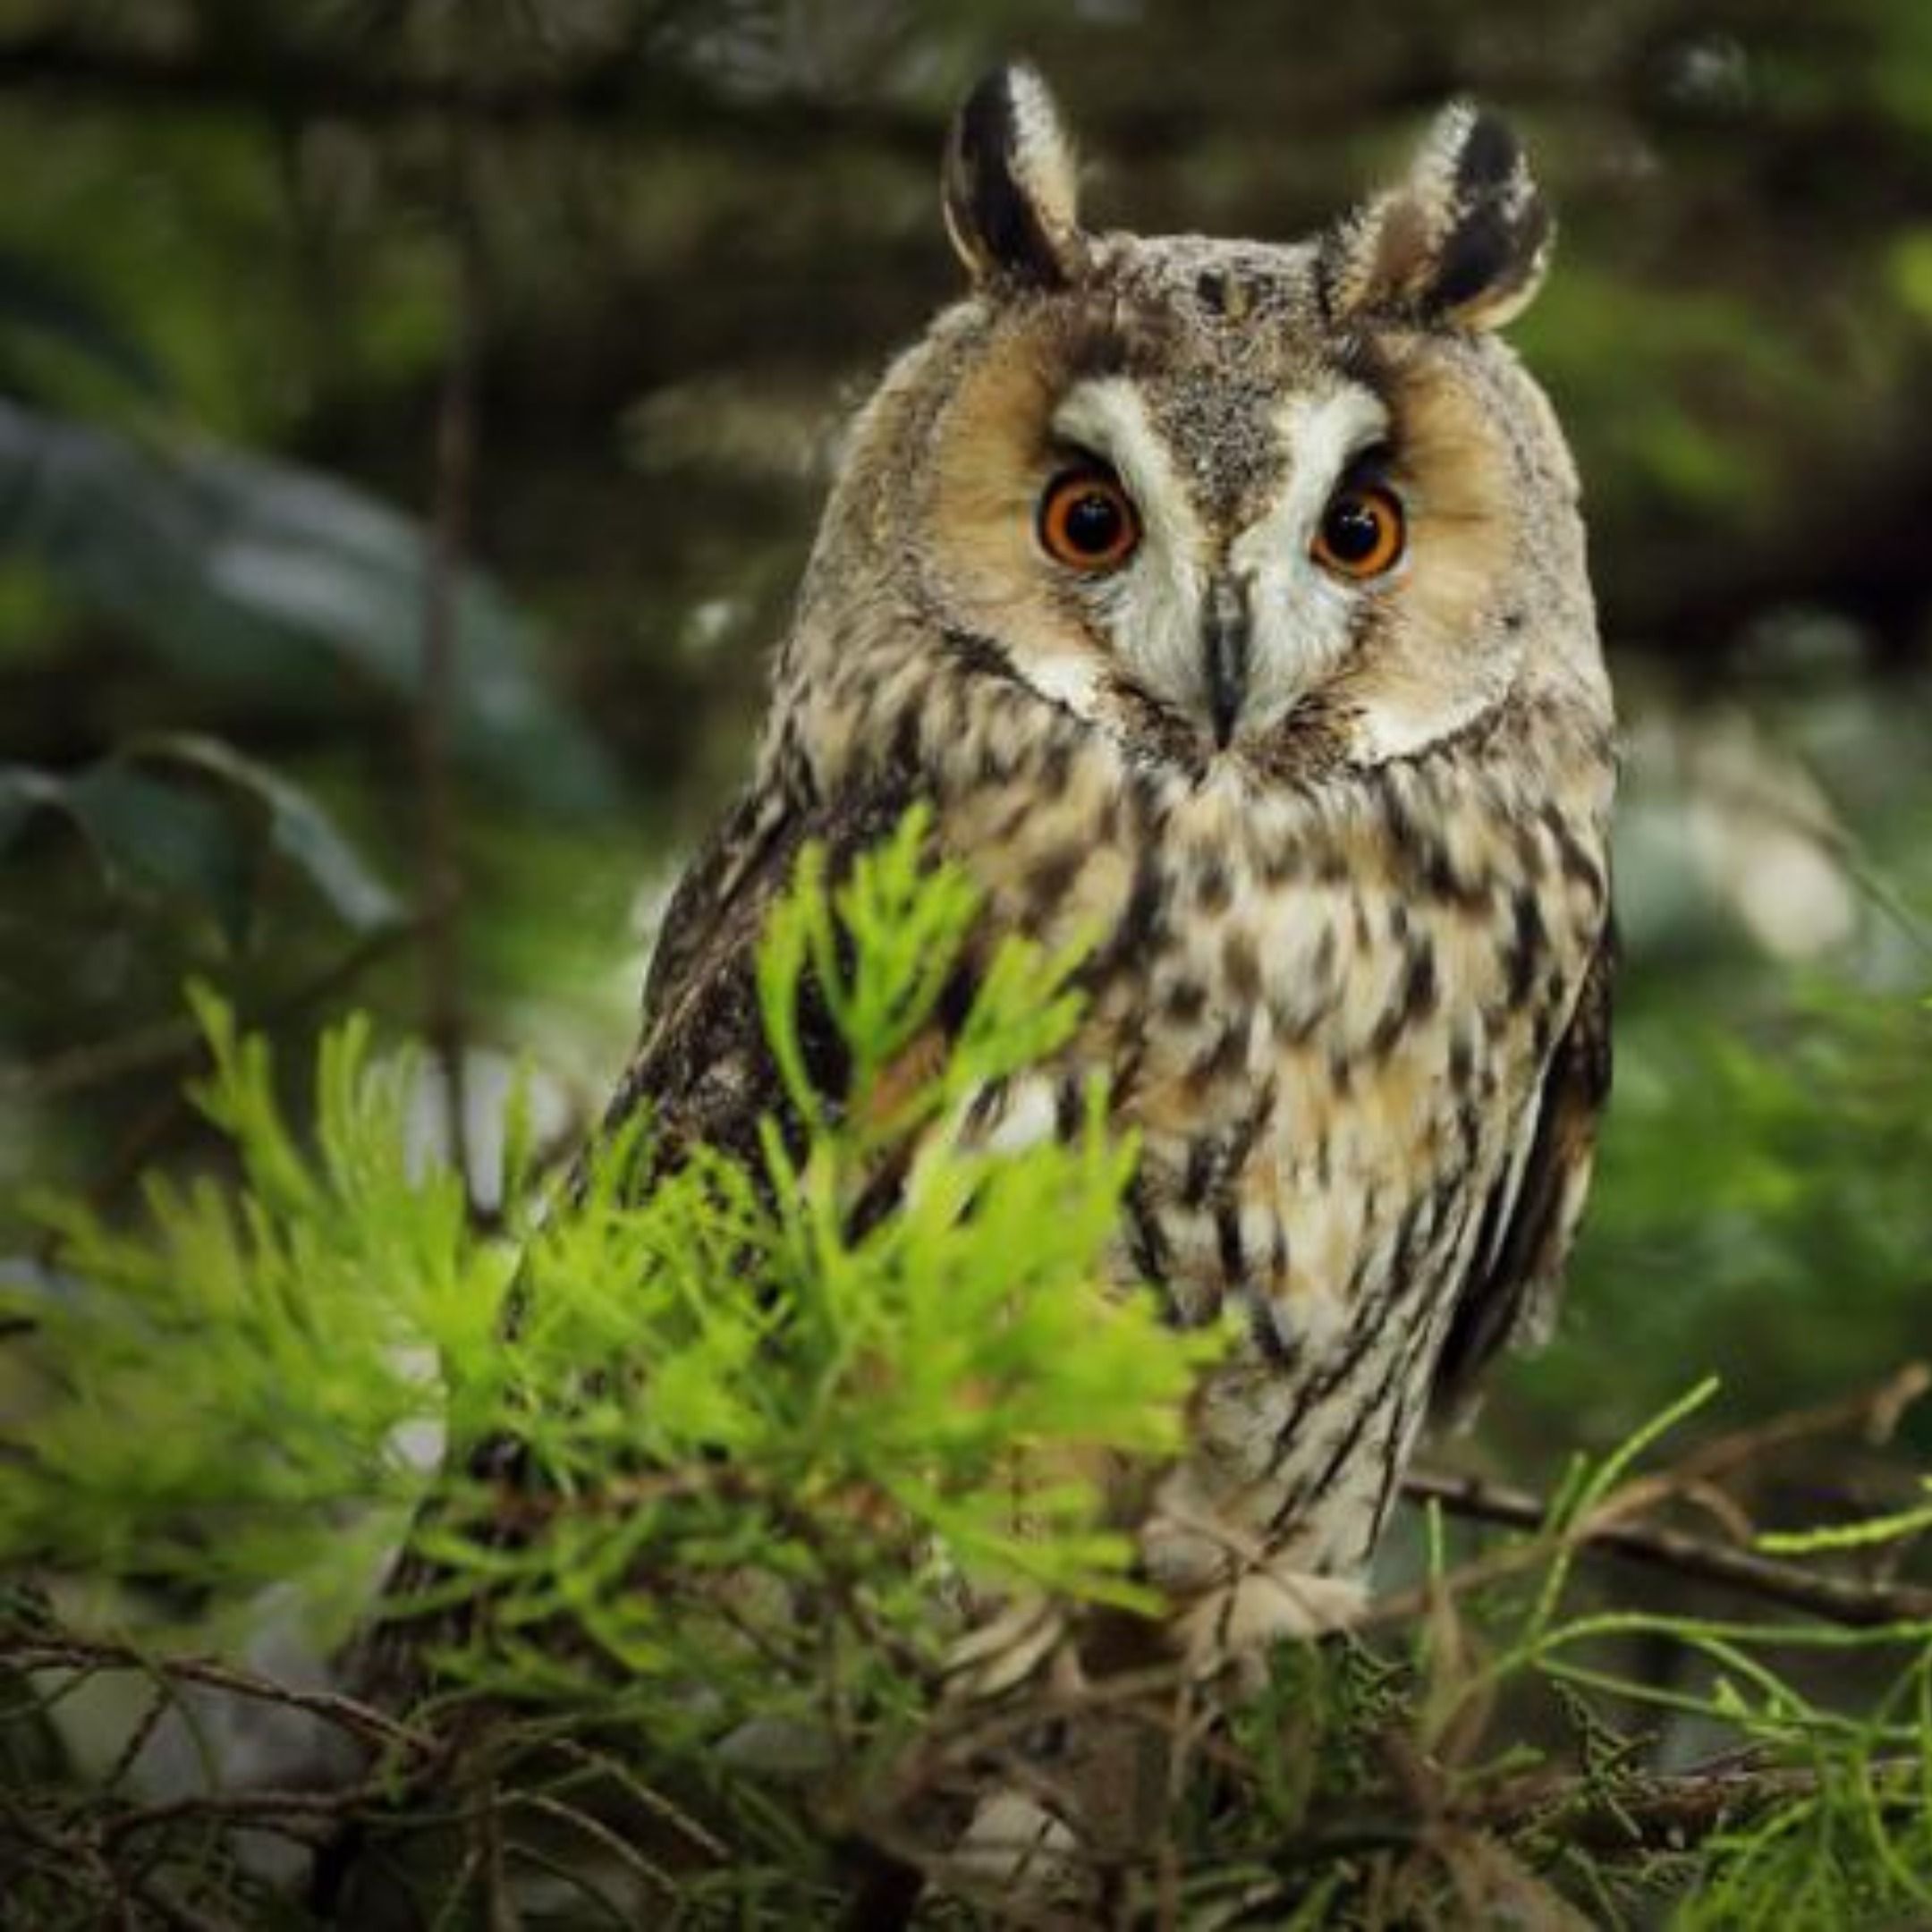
941, 707, 1610, 1350
927, 693, 1611, 1580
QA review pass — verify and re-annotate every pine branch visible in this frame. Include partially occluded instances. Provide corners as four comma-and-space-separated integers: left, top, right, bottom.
1234, 1752, 1927, 1914
1518, 1756, 1927, 1858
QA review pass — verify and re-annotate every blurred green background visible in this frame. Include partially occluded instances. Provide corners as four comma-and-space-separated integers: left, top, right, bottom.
1, 0, 1928, 1489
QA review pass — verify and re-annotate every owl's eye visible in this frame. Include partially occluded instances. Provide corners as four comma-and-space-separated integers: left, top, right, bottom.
1038, 469, 1140, 572
1312, 485, 1405, 579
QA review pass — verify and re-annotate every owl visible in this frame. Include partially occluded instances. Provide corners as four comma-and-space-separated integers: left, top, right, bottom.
606, 64, 1614, 1678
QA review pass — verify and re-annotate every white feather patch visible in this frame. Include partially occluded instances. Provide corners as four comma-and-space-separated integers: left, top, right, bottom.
1050, 377, 1209, 715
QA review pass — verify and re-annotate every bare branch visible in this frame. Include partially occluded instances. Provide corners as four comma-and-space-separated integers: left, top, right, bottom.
416, 126, 480, 1197
4, 916, 422, 1106
6, 1637, 430, 1757
1670, 1360, 1932, 1485
1402, 1465, 1932, 1629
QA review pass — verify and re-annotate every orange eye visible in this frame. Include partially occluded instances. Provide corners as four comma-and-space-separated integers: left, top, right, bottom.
1311, 485, 1405, 579
1038, 469, 1140, 572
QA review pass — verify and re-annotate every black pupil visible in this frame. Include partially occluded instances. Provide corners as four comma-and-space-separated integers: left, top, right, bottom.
1323, 495, 1385, 563
1063, 488, 1123, 555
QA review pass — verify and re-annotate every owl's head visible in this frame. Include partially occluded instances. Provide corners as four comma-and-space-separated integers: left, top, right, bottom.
795, 64, 1603, 779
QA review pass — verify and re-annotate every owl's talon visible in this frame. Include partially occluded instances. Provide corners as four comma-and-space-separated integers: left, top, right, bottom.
941, 1591, 1076, 1703
949, 1788, 1085, 1895
1170, 1563, 1365, 1681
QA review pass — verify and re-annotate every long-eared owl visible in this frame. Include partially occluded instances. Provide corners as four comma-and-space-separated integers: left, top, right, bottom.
619, 64, 1614, 1667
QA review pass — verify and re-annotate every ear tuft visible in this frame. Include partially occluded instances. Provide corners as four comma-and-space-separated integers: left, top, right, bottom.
1322, 104, 1551, 333
943, 63, 1085, 289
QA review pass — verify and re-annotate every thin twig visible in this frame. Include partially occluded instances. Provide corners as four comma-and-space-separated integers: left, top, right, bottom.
102, 1786, 364, 1844
1402, 1467, 1932, 1629
543, 1737, 731, 1862
96, 1682, 174, 1796
1669, 1360, 1932, 1486
5, 914, 420, 1105
1, 1012, 198, 1103
479, 1776, 515, 1932
0, 1792, 121, 1909
5, 1638, 430, 1757
509, 1790, 680, 1902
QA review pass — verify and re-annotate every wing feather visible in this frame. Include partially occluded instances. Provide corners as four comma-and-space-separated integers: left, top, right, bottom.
600, 777, 920, 1175
1430, 926, 1614, 1420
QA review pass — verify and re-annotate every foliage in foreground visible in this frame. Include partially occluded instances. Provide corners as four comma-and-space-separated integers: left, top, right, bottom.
0, 819, 1928, 1928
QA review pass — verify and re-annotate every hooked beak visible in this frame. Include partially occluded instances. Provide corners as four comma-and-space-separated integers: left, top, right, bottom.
1203, 571, 1252, 750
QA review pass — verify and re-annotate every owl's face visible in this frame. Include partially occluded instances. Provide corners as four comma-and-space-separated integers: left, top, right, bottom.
836, 69, 1599, 778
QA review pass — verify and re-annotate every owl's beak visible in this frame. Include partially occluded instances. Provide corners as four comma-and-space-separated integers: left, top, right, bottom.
1203, 572, 1252, 749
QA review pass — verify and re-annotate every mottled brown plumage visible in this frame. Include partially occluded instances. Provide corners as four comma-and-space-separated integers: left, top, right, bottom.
607, 65, 1616, 1669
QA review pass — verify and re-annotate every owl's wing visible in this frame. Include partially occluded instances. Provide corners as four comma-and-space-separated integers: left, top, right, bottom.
1429, 927, 1614, 1420
637, 785, 793, 1042
598, 775, 921, 1175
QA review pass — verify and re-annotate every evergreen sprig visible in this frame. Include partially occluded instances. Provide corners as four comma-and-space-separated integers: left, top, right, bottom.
2, 992, 508, 1633
4, 811, 1210, 1723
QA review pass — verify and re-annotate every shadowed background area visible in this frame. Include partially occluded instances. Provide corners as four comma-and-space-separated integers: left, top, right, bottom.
2, 0, 1928, 1494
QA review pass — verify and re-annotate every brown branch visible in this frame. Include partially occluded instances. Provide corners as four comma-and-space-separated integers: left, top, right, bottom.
0, 1012, 193, 1105
1669, 1361, 1932, 1487
0, 28, 935, 151
4, 1638, 430, 1758
1402, 1467, 1932, 1629
10, 916, 425, 1267
0, 1792, 123, 1912
416, 127, 480, 1199
3, 914, 421, 1106
101, 1785, 362, 1844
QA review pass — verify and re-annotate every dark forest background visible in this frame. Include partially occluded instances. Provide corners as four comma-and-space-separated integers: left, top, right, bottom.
2, 0, 1928, 1507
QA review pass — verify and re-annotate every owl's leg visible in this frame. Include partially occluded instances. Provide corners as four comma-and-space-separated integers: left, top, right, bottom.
946, 1788, 1087, 1899
928, 1598, 1104, 1905
942, 1515, 1364, 1704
